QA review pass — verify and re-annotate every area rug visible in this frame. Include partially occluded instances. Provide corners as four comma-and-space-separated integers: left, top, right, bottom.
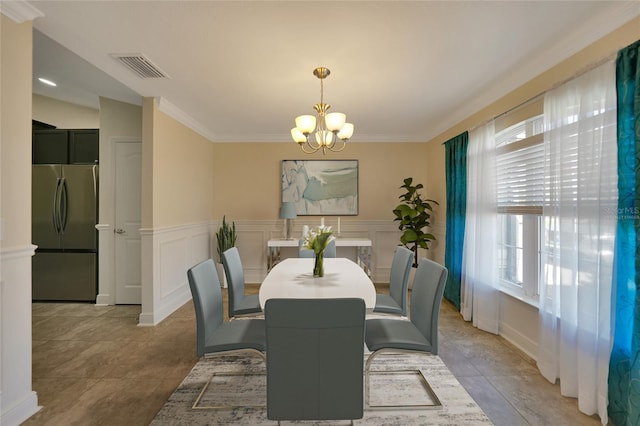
152, 351, 492, 425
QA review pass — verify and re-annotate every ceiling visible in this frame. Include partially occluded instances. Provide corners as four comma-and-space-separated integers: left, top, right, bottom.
25, 1, 639, 143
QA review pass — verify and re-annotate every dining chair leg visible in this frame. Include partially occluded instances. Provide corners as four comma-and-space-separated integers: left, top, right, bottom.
192, 349, 266, 410
365, 348, 442, 410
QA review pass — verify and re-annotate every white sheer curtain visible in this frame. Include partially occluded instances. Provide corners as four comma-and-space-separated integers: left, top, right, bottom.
461, 120, 499, 333
537, 60, 617, 423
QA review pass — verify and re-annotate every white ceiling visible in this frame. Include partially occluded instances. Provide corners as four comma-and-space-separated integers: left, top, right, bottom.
25, 1, 640, 143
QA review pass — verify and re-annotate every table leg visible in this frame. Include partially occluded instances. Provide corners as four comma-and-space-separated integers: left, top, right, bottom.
357, 246, 372, 276
267, 246, 281, 271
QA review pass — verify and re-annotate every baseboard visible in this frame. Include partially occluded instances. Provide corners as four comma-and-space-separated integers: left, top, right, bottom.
1, 391, 40, 426
499, 321, 538, 361
138, 312, 155, 327
95, 293, 111, 306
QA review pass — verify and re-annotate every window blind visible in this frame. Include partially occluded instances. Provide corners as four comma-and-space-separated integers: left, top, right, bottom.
544, 107, 618, 207
496, 116, 544, 214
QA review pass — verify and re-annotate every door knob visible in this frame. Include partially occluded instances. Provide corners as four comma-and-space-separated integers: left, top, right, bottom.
114, 228, 126, 234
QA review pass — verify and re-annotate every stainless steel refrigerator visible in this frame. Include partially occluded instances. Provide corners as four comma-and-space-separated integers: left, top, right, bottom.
32, 164, 98, 301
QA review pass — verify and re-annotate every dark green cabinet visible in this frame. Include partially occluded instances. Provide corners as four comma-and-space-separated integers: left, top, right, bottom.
33, 129, 99, 164
69, 130, 99, 164
32, 130, 69, 164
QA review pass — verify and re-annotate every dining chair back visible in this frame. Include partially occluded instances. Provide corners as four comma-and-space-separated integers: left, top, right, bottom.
265, 297, 366, 423
409, 257, 448, 354
298, 238, 337, 258
373, 245, 413, 316
221, 247, 262, 317
187, 258, 266, 357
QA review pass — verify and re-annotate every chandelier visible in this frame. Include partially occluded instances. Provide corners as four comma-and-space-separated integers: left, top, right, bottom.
291, 67, 354, 154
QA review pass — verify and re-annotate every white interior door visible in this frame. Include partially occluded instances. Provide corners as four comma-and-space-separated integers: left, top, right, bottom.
114, 141, 142, 304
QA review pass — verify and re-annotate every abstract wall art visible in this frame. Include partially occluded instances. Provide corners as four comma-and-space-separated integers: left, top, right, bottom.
281, 160, 358, 216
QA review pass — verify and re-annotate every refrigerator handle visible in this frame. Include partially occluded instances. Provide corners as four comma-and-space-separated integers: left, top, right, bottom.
92, 165, 98, 197
92, 165, 98, 221
60, 178, 69, 234
53, 177, 62, 234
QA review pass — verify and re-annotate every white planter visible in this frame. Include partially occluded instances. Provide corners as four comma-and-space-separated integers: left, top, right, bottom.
408, 265, 417, 289
215, 261, 228, 288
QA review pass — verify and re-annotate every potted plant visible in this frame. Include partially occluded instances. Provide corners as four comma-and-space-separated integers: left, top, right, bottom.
215, 216, 236, 288
392, 177, 438, 267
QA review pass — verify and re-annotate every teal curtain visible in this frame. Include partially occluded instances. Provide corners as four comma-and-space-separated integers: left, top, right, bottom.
443, 132, 468, 310
608, 39, 640, 426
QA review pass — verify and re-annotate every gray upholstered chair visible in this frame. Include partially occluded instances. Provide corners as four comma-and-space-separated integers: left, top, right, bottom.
187, 259, 266, 410
265, 298, 366, 424
187, 258, 266, 359
373, 245, 413, 316
365, 257, 448, 409
298, 238, 337, 258
221, 247, 262, 317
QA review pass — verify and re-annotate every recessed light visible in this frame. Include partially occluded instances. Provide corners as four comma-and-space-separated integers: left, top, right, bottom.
38, 78, 57, 87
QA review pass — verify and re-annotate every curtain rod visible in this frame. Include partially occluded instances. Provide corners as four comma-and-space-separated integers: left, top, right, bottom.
451, 50, 618, 139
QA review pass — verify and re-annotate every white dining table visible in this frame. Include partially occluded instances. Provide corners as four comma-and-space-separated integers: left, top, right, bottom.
259, 257, 376, 310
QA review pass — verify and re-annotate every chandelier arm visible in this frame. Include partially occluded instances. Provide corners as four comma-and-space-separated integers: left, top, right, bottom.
299, 141, 321, 154
328, 139, 347, 152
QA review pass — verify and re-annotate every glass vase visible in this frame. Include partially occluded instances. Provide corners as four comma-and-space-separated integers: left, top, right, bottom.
313, 251, 324, 277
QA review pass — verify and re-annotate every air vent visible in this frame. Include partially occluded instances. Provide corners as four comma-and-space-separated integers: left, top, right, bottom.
111, 53, 168, 79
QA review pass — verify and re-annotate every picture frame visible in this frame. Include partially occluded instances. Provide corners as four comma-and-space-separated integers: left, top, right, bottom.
281, 160, 358, 216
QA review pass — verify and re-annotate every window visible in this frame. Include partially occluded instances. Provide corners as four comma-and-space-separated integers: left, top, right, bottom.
495, 99, 543, 302
498, 214, 541, 299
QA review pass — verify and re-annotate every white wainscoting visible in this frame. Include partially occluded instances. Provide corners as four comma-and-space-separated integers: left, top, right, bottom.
136, 219, 443, 325
139, 222, 214, 326
234, 219, 409, 284
225, 219, 446, 284
212, 217, 445, 284
0, 245, 40, 426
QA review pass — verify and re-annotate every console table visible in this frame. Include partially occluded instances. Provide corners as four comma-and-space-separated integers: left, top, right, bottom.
267, 237, 372, 275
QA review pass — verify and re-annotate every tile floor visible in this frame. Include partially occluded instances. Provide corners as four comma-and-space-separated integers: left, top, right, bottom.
24, 285, 601, 425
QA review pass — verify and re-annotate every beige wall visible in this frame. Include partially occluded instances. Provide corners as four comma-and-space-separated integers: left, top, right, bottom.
1, 14, 40, 425
141, 98, 154, 227
423, 16, 640, 229
143, 98, 214, 229
212, 142, 437, 223
1, 16, 32, 248
99, 97, 141, 138
32, 94, 99, 129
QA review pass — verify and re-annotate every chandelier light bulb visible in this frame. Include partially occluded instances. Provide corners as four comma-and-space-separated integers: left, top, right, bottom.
325, 112, 346, 132
337, 123, 354, 140
315, 130, 334, 146
291, 127, 307, 143
295, 115, 316, 135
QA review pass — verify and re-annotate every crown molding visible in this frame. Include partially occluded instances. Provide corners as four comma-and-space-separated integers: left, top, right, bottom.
212, 131, 422, 143
155, 97, 217, 143
0, 0, 43, 23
